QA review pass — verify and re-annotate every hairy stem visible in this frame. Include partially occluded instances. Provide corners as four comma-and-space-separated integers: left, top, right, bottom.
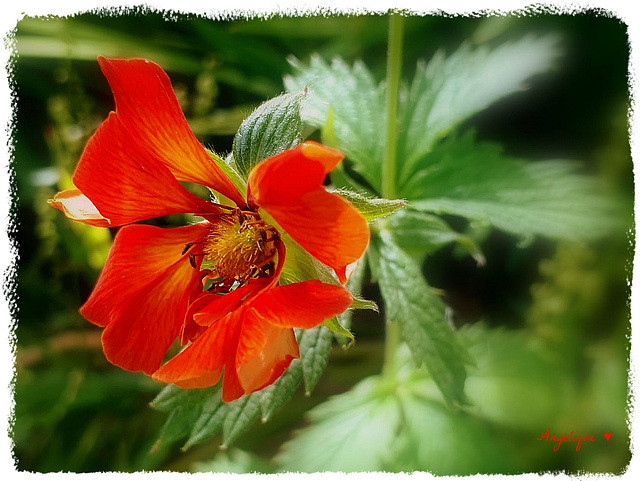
381, 11, 404, 382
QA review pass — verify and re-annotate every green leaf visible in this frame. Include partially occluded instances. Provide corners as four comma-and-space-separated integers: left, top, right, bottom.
333, 188, 406, 221
222, 393, 263, 447
369, 232, 471, 407
285, 55, 386, 192
182, 391, 226, 451
276, 372, 515, 474
193, 448, 274, 474
258, 357, 303, 422
388, 375, 518, 474
458, 323, 570, 431
398, 35, 560, 185
232, 91, 304, 178
151, 385, 220, 449
298, 325, 334, 395
276, 377, 403, 472
321, 317, 354, 340
406, 132, 617, 241
383, 209, 484, 265
350, 296, 378, 312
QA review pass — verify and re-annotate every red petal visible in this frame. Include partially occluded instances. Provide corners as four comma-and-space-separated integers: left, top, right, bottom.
152, 309, 242, 392
249, 280, 352, 328
69, 112, 217, 226
248, 145, 369, 283
236, 312, 299, 394
191, 282, 260, 327
97, 57, 245, 207
47, 189, 111, 227
81, 223, 209, 374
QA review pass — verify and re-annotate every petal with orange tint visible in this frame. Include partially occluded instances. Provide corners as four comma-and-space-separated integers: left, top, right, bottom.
236, 310, 299, 394
98, 57, 245, 207
260, 191, 369, 284
71, 112, 216, 227
247, 142, 340, 207
47, 189, 111, 227
249, 280, 352, 329
247, 142, 369, 283
81, 223, 209, 374
152, 309, 242, 392
191, 282, 260, 327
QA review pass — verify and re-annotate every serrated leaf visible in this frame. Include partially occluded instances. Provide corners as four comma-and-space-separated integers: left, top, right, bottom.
333, 189, 406, 221
285, 55, 386, 192
298, 325, 334, 395
259, 357, 304, 422
405, 132, 617, 241
276, 377, 402, 472
182, 390, 225, 450
389, 378, 518, 474
398, 35, 561, 185
151, 384, 218, 412
384, 209, 484, 265
222, 393, 263, 447
369, 232, 471, 407
232, 91, 304, 178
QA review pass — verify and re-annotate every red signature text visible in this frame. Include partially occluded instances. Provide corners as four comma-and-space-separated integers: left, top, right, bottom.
536, 429, 595, 451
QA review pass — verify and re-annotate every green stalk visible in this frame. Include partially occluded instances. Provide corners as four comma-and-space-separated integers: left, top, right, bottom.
381, 11, 404, 382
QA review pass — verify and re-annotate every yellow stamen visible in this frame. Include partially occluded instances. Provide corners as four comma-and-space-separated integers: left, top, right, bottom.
203, 210, 278, 283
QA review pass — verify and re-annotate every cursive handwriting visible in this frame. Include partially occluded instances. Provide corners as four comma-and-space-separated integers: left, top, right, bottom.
536, 428, 596, 451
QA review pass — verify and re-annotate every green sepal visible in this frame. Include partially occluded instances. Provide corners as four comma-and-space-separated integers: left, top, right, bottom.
333, 189, 406, 222
322, 317, 354, 341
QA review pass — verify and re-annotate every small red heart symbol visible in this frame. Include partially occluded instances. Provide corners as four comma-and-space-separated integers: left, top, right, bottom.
604, 432, 612, 441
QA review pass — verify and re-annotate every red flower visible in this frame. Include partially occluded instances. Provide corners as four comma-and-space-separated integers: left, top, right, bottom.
49, 57, 369, 401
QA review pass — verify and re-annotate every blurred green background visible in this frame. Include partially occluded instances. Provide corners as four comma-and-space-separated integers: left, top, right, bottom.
9, 11, 632, 473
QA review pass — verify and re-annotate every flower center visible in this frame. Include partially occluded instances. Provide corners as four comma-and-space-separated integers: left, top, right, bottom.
203, 209, 279, 283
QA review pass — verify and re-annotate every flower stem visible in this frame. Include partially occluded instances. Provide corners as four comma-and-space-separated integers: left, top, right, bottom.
382, 11, 404, 201
381, 11, 404, 383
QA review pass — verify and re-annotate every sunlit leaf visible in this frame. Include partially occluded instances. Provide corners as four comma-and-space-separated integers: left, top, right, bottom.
277, 371, 515, 474
406, 132, 618, 241
276, 377, 402, 472
285, 55, 386, 192
333, 189, 406, 221
382, 209, 484, 265
232, 92, 304, 178
397, 35, 561, 185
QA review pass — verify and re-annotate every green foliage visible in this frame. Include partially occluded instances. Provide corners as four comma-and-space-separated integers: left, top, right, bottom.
286, 34, 619, 410
276, 377, 403, 472
333, 189, 406, 221
384, 208, 484, 264
277, 366, 517, 474
151, 325, 331, 449
369, 233, 471, 407
285, 55, 386, 192
232, 91, 305, 178
397, 35, 560, 185
459, 323, 570, 431
406, 132, 616, 241
193, 448, 275, 474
